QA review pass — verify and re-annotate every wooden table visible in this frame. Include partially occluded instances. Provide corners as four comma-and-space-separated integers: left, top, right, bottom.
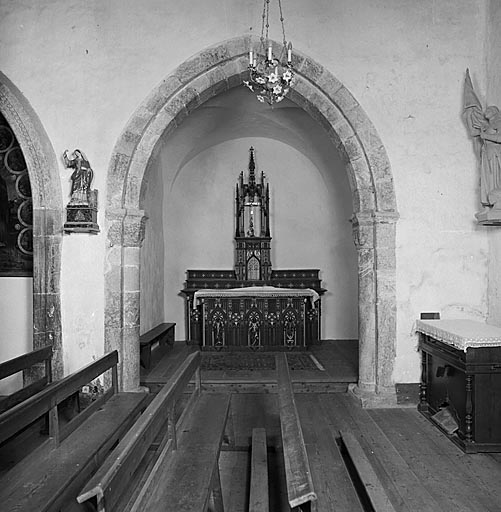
416, 319, 501, 453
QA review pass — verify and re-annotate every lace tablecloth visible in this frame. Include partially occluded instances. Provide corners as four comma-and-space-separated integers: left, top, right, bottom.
415, 319, 501, 351
194, 286, 319, 308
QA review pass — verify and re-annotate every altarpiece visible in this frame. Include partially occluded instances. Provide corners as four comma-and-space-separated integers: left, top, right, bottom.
181, 148, 325, 350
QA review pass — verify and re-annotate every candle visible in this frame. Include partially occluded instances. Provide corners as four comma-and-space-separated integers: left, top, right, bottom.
267, 45, 272, 61
249, 49, 253, 65
287, 42, 292, 63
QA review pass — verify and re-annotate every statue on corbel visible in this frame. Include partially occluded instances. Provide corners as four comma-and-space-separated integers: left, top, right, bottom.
63, 149, 99, 233
463, 69, 501, 225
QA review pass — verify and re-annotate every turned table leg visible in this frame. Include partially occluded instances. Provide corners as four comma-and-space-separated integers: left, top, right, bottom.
418, 346, 429, 412
465, 374, 474, 443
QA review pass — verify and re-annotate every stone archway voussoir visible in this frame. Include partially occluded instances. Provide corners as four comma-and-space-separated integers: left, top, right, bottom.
297, 56, 325, 86
144, 76, 184, 115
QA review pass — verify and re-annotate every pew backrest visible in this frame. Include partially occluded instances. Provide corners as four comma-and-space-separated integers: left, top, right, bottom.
0, 350, 118, 446
140, 322, 176, 369
0, 346, 52, 414
77, 350, 201, 511
276, 352, 317, 509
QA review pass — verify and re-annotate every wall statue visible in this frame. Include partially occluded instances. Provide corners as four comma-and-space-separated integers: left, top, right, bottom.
63, 149, 95, 206
463, 69, 501, 224
63, 149, 99, 233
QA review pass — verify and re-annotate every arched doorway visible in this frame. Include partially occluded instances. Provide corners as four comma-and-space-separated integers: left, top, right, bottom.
105, 36, 398, 405
0, 72, 64, 379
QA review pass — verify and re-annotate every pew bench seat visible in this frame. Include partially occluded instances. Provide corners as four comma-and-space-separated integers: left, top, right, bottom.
140, 322, 176, 369
250, 427, 269, 512
0, 391, 147, 512
130, 392, 231, 512
340, 430, 397, 512
276, 353, 317, 511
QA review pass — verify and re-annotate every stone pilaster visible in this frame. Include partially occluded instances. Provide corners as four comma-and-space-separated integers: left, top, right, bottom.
105, 208, 146, 391
31, 208, 63, 381
351, 212, 376, 394
350, 210, 399, 408
374, 211, 399, 395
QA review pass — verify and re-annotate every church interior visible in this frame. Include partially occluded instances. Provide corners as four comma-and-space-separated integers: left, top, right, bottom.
1, 1, 501, 510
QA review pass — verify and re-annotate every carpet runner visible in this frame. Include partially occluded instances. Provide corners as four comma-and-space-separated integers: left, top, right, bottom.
200, 352, 323, 371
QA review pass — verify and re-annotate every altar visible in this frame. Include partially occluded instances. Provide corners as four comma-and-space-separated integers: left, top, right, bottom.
190, 286, 320, 349
181, 148, 325, 350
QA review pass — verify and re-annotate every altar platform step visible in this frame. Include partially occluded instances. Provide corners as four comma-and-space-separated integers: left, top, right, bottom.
140, 339, 358, 393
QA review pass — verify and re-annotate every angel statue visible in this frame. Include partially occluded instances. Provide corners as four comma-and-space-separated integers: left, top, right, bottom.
63, 149, 94, 206
463, 69, 501, 213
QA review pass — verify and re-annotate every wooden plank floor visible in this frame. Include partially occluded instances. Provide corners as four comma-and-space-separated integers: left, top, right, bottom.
219, 393, 501, 512
5, 343, 501, 511
2, 391, 501, 510
142, 342, 501, 510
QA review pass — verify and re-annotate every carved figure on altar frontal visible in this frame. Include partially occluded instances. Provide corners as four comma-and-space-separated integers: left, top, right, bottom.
63, 149, 94, 206
463, 69, 501, 221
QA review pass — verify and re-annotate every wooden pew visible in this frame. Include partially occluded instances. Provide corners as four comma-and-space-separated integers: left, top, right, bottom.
77, 350, 231, 512
249, 427, 269, 512
0, 345, 52, 414
340, 430, 397, 512
0, 350, 148, 512
276, 353, 317, 511
140, 322, 176, 369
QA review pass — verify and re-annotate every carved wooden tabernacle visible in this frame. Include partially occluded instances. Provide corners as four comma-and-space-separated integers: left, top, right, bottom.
181, 147, 325, 350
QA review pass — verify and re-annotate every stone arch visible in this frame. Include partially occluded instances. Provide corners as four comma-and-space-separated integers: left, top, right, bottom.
0, 72, 64, 378
106, 36, 398, 404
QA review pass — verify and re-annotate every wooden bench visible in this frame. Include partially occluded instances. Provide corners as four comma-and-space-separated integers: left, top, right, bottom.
249, 427, 269, 512
77, 350, 231, 512
0, 350, 148, 512
276, 353, 317, 511
0, 345, 52, 414
140, 322, 176, 369
340, 430, 397, 512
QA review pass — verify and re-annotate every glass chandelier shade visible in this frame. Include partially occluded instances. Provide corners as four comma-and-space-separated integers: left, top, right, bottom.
243, 0, 294, 105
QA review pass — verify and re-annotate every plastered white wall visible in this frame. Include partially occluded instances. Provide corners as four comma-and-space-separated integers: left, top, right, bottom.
486, 1, 501, 325
0, 278, 32, 394
0, 0, 494, 383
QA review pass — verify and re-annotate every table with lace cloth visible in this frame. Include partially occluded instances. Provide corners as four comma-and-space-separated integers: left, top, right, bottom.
416, 319, 501, 453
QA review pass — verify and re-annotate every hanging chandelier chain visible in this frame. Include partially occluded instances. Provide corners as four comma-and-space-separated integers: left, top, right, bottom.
261, 0, 270, 48
277, 0, 287, 47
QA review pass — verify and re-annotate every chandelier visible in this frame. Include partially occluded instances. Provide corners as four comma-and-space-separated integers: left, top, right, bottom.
243, 0, 294, 105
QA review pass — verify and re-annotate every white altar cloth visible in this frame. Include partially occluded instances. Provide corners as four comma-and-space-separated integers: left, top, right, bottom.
415, 319, 501, 351
194, 286, 319, 308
